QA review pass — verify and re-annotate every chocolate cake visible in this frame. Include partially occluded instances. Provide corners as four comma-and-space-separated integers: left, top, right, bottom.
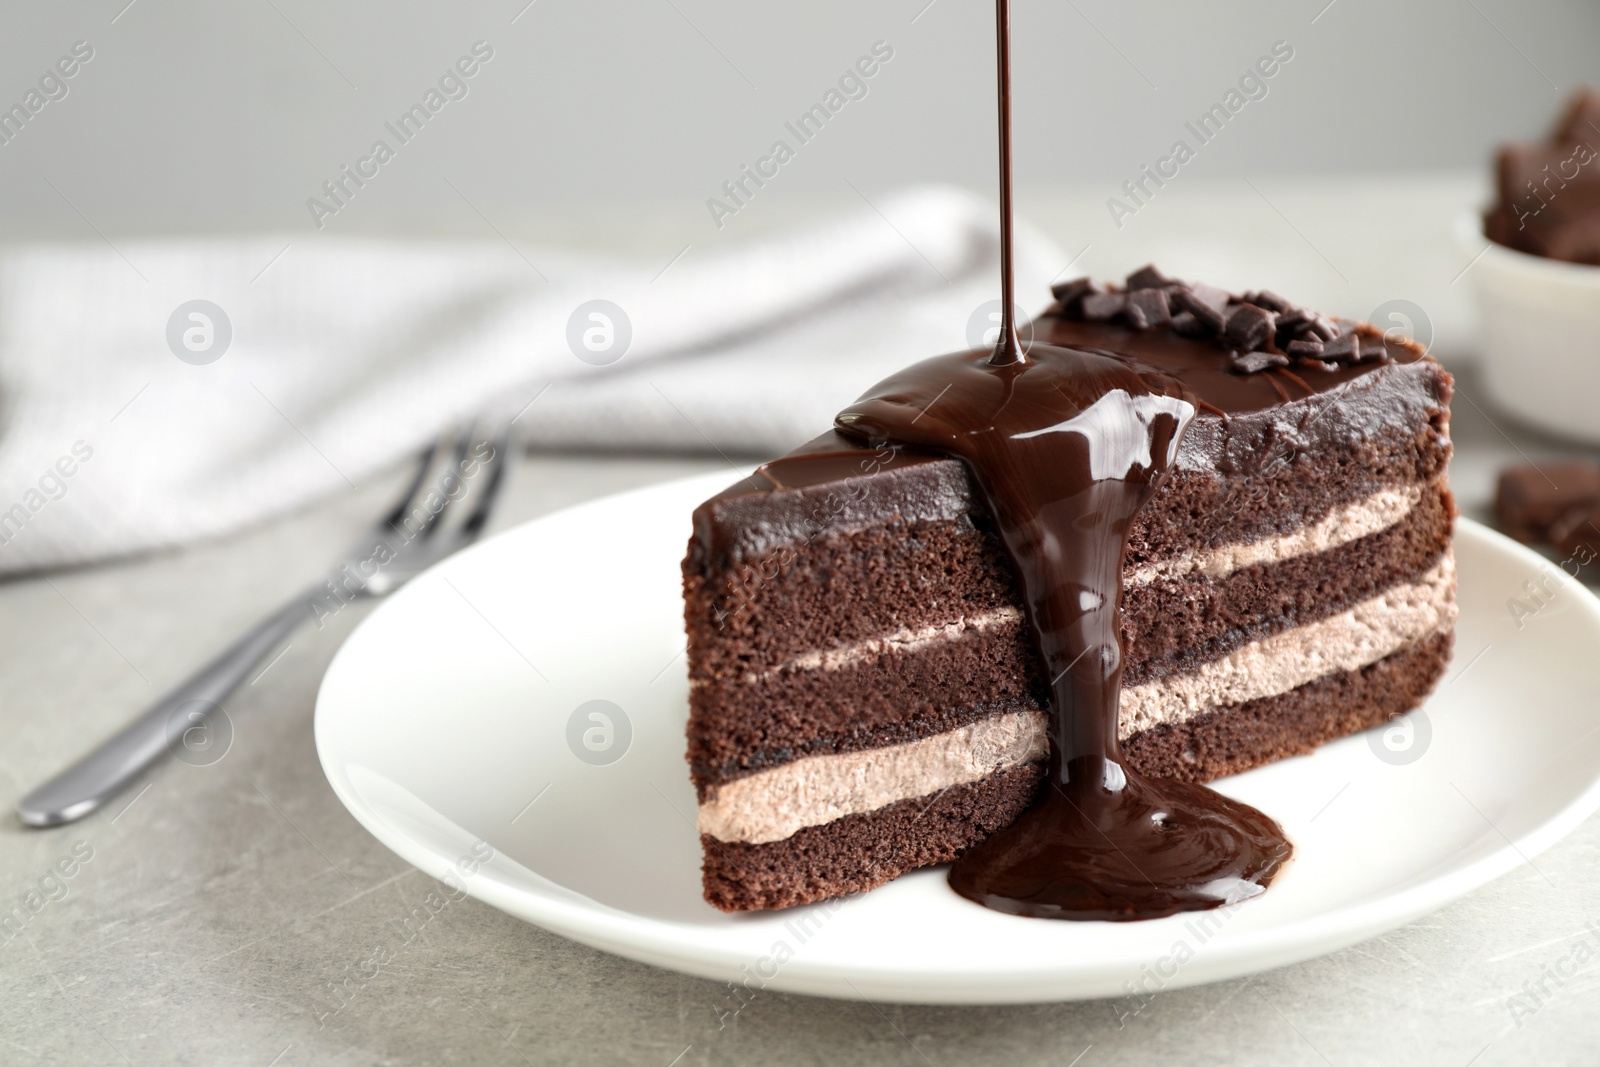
681, 274, 1455, 912
681, 0, 1452, 917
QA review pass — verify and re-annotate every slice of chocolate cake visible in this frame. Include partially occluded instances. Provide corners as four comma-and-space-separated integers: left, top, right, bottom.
682, 271, 1455, 913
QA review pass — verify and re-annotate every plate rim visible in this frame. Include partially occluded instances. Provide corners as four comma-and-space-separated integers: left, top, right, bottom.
314, 474, 1600, 1004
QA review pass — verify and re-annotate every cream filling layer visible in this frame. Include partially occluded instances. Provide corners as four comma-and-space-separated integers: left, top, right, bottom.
698, 550, 1455, 845
724, 482, 1429, 686
696, 710, 1050, 846
778, 608, 1023, 675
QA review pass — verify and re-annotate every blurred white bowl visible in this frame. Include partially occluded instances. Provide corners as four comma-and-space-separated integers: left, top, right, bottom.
1458, 213, 1600, 444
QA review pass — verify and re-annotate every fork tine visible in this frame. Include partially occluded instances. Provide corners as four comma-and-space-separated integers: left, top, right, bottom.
455, 421, 513, 543
404, 426, 475, 543
379, 436, 448, 536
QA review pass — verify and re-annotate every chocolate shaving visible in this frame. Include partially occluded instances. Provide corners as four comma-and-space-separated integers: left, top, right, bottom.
1080, 292, 1126, 321
1125, 264, 1175, 291
1051, 267, 1393, 375
1051, 276, 1103, 311
1274, 308, 1310, 334
1356, 338, 1389, 364
1169, 311, 1206, 337
1187, 283, 1233, 316
1319, 333, 1360, 363
1224, 304, 1276, 351
1230, 350, 1288, 375
1172, 288, 1226, 333
1241, 290, 1293, 314
1300, 315, 1340, 343
1123, 288, 1171, 330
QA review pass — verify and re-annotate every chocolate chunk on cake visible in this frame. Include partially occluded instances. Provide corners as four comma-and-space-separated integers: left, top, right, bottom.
682, 271, 1455, 913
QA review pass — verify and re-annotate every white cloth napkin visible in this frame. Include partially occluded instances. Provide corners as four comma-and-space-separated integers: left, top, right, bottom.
0, 186, 1064, 574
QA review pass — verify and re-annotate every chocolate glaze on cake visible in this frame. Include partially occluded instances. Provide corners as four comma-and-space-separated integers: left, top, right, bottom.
835, 338, 1294, 919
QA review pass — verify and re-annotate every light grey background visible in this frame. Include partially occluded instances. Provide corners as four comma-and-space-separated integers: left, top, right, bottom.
0, 0, 1594, 241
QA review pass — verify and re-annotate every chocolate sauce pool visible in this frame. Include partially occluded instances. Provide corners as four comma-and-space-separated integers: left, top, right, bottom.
832, 0, 1291, 921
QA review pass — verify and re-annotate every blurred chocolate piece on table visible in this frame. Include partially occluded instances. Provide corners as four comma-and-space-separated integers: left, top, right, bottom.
1495, 459, 1600, 544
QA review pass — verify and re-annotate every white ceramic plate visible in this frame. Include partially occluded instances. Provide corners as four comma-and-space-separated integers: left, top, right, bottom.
315, 471, 1600, 1004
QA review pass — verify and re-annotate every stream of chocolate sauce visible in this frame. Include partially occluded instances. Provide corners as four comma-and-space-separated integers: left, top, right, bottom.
833, 0, 1291, 921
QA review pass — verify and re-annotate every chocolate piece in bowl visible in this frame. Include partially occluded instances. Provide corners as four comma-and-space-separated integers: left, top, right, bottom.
1483, 86, 1600, 265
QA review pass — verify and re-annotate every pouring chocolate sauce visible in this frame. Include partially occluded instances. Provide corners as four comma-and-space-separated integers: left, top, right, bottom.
834, 0, 1291, 920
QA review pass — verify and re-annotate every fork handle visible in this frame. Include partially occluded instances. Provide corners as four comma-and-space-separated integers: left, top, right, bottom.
18, 584, 323, 827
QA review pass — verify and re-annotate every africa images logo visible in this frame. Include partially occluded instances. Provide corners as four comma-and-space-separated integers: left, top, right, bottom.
166, 300, 232, 364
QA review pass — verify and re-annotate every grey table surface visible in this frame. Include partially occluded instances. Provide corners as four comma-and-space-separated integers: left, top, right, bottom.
1, 363, 1597, 1067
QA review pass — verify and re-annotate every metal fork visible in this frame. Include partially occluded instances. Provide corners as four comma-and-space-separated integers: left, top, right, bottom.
18, 420, 513, 828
